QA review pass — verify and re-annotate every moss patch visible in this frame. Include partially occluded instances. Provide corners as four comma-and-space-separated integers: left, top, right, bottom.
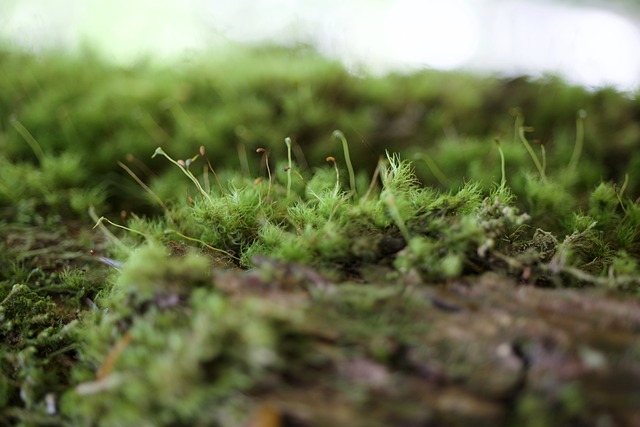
1, 45, 639, 426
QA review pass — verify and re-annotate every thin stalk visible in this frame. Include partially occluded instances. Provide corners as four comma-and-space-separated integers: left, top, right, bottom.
619, 173, 629, 198
257, 148, 272, 201
89, 206, 131, 254
363, 156, 385, 200
237, 140, 251, 178
10, 117, 45, 163
138, 111, 169, 144
126, 153, 157, 179
512, 111, 524, 145
96, 332, 133, 380
518, 126, 546, 182
326, 156, 340, 198
117, 161, 169, 214
292, 142, 309, 170
202, 165, 210, 194
93, 216, 150, 239
332, 130, 357, 196
152, 147, 212, 204
285, 137, 293, 198
165, 230, 241, 261
616, 173, 629, 214
569, 109, 586, 172
412, 153, 451, 187
382, 192, 411, 242
57, 107, 81, 146
203, 157, 226, 197
494, 140, 507, 188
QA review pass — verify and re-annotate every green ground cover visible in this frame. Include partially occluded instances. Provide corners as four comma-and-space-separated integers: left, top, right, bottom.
1, 45, 639, 426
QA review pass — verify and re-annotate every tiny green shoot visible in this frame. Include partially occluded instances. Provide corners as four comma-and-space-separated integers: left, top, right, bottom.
412, 152, 451, 187
256, 148, 272, 201
494, 139, 507, 188
518, 126, 547, 182
382, 191, 411, 242
569, 109, 587, 172
9, 116, 45, 163
285, 137, 293, 199
117, 161, 169, 214
332, 130, 357, 196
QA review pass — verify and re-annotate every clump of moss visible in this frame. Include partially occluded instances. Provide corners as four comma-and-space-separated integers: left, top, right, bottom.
60, 237, 441, 426
0, 215, 112, 426
62, 242, 293, 426
0, 278, 79, 424
0, 152, 106, 223
98, 135, 639, 291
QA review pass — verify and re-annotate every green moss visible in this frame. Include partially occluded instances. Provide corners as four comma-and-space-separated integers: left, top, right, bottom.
113, 242, 211, 304
1, 45, 640, 425
64, 288, 282, 426
0, 153, 107, 222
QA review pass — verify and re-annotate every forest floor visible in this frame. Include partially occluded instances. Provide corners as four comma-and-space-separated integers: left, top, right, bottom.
1, 46, 639, 426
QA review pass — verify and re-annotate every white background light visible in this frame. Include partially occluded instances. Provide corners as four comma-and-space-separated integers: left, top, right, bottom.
381, 0, 479, 70
1, 0, 639, 91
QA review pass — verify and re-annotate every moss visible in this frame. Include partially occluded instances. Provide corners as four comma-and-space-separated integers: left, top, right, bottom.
1, 44, 640, 426
114, 242, 211, 303
64, 288, 282, 427
0, 153, 107, 222
115, 139, 637, 293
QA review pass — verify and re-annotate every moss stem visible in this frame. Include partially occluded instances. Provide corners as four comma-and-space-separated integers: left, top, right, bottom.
518, 126, 546, 182
10, 116, 45, 163
285, 137, 293, 199
152, 147, 212, 204
569, 109, 586, 172
494, 140, 507, 188
413, 152, 451, 187
332, 130, 357, 196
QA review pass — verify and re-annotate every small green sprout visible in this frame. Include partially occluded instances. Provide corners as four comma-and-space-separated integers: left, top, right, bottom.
118, 160, 169, 213
92, 215, 149, 239
518, 126, 547, 182
256, 148, 272, 201
494, 139, 507, 188
617, 173, 629, 209
569, 109, 587, 172
200, 145, 226, 196
332, 130, 357, 196
10, 116, 45, 163
362, 155, 385, 200
284, 137, 293, 198
412, 152, 451, 187
381, 191, 411, 242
